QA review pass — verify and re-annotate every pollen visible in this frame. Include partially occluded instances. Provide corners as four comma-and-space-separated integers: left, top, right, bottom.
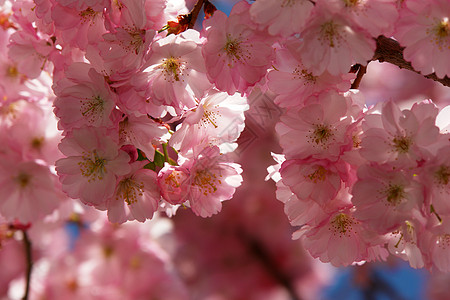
222, 34, 251, 66
80, 95, 105, 123
437, 234, 450, 249
199, 105, 220, 128
343, 0, 360, 7
330, 213, 356, 237
31, 137, 44, 150
121, 27, 146, 54
116, 177, 144, 205
305, 166, 328, 183
15, 172, 31, 188
392, 135, 412, 154
384, 184, 405, 206
79, 7, 99, 24
435, 165, 449, 186
78, 150, 107, 182
308, 123, 335, 148
429, 17, 450, 50
281, 0, 296, 8
160, 57, 184, 82
6, 65, 19, 78
193, 169, 221, 196
293, 66, 317, 84
319, 21, 341, 48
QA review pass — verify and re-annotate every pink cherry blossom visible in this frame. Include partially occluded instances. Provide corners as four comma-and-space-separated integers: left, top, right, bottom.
0, 160, 65, 223
185, 147, 243, 218
136, 29, 212, 113
53, 64, 118, 131
55, 127, 131, 208
249, 0, 314, 37
201, 1, 274, 94
276, 90, 354, 161
157, 163, 191, 205
360, 100, 441, 168
169, 89, 248, 154
352, 164, 424, 234
290, 1, 375, 76
107, 162, 161, 223
267, 47, 355, 108
395, 0, 450, 79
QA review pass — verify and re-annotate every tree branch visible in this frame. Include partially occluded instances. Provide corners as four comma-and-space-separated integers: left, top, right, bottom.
188, 0, 205, 29
21, 230, 32, 300
237, 230, 302, 300
373, 36, 450, 88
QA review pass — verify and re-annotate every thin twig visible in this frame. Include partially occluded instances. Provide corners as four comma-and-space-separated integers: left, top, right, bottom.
373, 35, 450, 88
237, 230, 302, 300
351, 65, 367, 89
22, 230, 32, 300
188, 0, 205, 29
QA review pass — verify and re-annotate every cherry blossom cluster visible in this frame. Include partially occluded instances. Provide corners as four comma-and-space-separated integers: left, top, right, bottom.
0, 0, 450, 277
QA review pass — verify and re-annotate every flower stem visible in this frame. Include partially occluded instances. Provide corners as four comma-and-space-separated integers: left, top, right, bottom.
21, 230, 32, 300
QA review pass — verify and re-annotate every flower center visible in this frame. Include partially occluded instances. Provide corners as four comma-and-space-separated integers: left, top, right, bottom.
79, 150, 107, 182
330, 213, 356, 237
81, 95, 105, 123
310, 124, 334, 146
343, 0, 360, 7
319, 21, 341, 48
392, 135, 412, 154
429, 17, 450, 50
193, 169, 222, 196
161, 57, 183, 82
15, 172, 31, 188
435, 165, 450, 186
116, 177, 144, 205
293, 66, 317, 84
79, 7, 99, 23
384, 184, 405, 206
281, 0, 296, 7
306, 166, 328, 183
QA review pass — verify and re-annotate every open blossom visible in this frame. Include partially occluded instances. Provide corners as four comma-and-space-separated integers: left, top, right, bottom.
267, 47, 354, 108
50, 0, 107, 50
8, 30, 54, 79
298, 207, 379, 267
419, 218, 450, 272
249, 0, 314, 37
325, 0, 398, 37
135, 29, 212, 113
169, 90, 248, 154
395, 0, 450, 78
352, 164, 424, 234
276, 90, 354, 161
290, 1, 375, 76
107, 162, 161, 224
280, 158, 350, 206
387, 220, 426, 269
360, 101, 441, 168
55, 127, 131, 208
420, 146, 450, 215
53, 64, 118, 131
0, 160, 65, 223
183, 147, 243, 218
202, 1, 274, 95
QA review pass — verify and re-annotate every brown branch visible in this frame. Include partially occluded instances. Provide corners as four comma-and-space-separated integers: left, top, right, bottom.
350, 64, 367, 89
188, 0, 205, 29
237, 230, 302, 300
373, 35, 450, 88
21, 230, 32, 300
